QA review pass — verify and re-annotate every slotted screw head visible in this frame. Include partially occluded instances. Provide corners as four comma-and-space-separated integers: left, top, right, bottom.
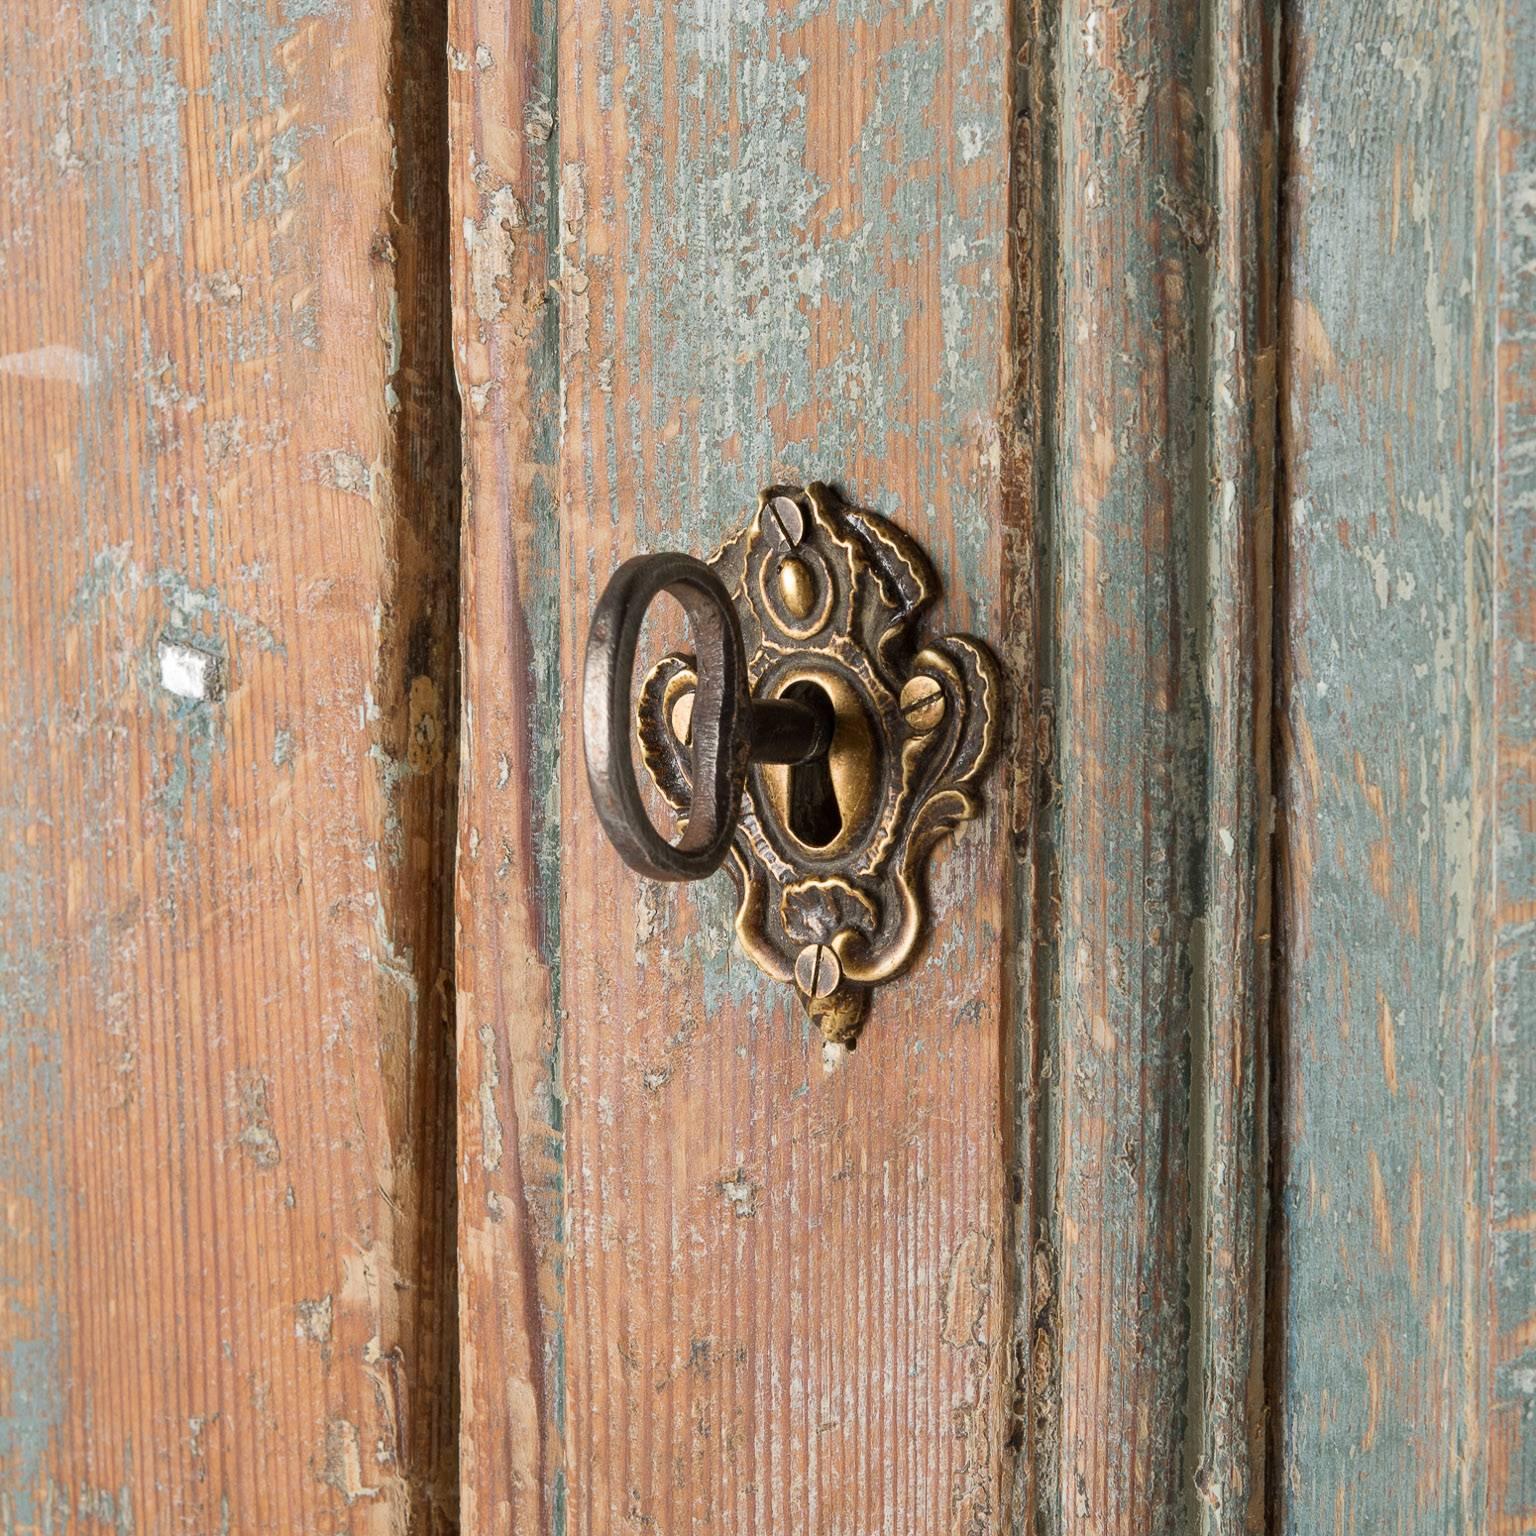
794, 942, 841, 999
762, 494, 805, 549
899, 676, 946, 735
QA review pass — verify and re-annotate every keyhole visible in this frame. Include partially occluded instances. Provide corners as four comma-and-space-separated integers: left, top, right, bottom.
782, 680, 842, 848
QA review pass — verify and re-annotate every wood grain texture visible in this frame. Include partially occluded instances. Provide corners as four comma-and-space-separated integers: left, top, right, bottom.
457, 2, 1285, 1531
1194, 1, 1277, 1530
447, 0, 566, 1532
1027, 2, 1279, 1531
1493, 0, 1536, 1525
553, 3, 1020, 1532
0, 0, 460, 1528
1270, 0, 1499, 1527
1034, 0, 1271, 1528
1048, 0, 1203, 1519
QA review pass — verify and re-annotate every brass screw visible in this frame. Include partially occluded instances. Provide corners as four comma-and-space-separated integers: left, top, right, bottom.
763, 493, 805, 549
794, 942, 841, 1000
899, 676, 946, 735
670, 689, 695, 745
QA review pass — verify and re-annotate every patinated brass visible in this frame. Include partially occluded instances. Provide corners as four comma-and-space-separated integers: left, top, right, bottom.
632, 482, 1000, 1044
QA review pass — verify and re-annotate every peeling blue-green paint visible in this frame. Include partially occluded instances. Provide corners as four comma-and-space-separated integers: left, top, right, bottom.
1274, 0, 1500, 1527
580, 0, 1007, 1017
1494, 0, 1536, 1520
7, 0, 318, 1509
7, 0, 458, 1519
63, 548, 286, 872
0, 338, 66, 1536
80, 0, 188, 269
529, 0, 568, 1488
148, 690, 225, 873
0, 1025, 64, 1534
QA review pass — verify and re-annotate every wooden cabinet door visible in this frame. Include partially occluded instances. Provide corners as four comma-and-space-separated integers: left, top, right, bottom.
2, 0, 1531, 1533
0, 1, 460, 1531
450, 2, 1025, 1530
450, 1, 1533, 1532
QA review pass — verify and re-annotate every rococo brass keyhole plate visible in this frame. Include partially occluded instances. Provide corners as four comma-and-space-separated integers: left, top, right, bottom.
585, 481, 999, 1047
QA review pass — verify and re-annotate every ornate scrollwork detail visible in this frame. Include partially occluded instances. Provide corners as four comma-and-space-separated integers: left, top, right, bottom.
635, 482, 999, 1046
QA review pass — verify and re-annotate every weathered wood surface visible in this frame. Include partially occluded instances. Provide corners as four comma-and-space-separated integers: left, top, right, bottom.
1196, 2, 1277, 1530
5, 0, 1517, 1528
1271, 0, 1500, 1528
0, 1, 459, 1529
1033, 0, 1275, 1530
548, 3, 1021, 1532
458, 0, 1288, 1529
1494, 1, 1536, 1525
447, 0, 565, 1532
1040, 0, 1201, 1519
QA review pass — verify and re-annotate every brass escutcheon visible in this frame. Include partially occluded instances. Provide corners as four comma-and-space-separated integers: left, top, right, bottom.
583, 481, 999, 1046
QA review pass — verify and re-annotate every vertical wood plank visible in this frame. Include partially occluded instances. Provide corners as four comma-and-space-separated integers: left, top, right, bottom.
553, 4, 1021, 1532
1040, 0, 1207, 1528
1196, 0, 1278, 1529
1031, 2, 1278, 1530
447, 0, 567, 1532
0, 1, 460, 1528
1493, 0, 1536, 1525
1270, 0, 1499, 1527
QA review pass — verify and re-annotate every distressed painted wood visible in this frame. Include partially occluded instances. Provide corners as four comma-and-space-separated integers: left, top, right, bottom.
1196, 2, 1278, 1530
1493, 2, 1536, 1525
458, 1, 1288, 1530
3, 0, 1528, 1528
1045, 4, 1205, 1523
550, 3, 1020, 1532
447, 0, 566, 1532
1270, 0, 1500, 1528
0, 1, 460, 1529
1032, 0, 1274, 1529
